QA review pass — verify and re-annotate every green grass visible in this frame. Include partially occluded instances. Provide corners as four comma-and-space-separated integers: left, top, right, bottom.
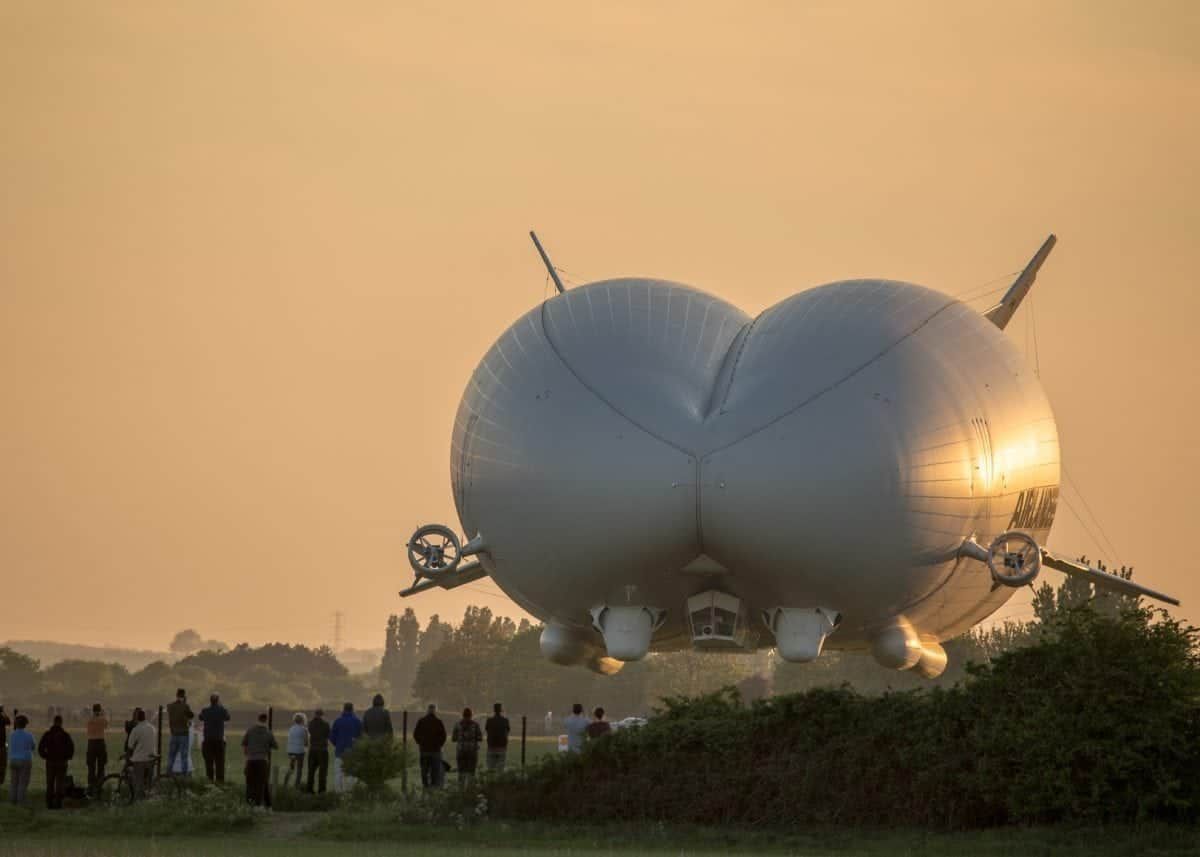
15, 731, 562, 796
1, 824, 1200, 857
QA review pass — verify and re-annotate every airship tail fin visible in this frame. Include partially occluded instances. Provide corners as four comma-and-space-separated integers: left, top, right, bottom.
984, 234, 1057, 329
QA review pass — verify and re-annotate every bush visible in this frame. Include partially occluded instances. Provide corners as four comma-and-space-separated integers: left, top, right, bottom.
341, 737, 409, 794
487, 607, 1200, 829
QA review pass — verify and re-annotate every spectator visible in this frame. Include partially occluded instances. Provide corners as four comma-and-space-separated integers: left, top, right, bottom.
413, 703, 447, 789
7, 714, 34, 806
241, 713, 277, 808
198, 693, 231, 784
85, 703, 108, 795
0, 706, 10, 787
451, 708, 483, 786
362, 694, 394, 740
38, 714, 75, 809
586, 707, 612, 740
165, 688, 195, 777
284, 713, 308, 789
126, 708, 157, 801
564, 703, 589, 753
306, 708, 330, 794
329, 702, 362, 793
123, 708, 137, 749
484, 702, 510, 772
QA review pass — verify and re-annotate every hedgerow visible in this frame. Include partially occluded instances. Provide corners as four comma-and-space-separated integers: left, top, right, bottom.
487, 607, 1200, 828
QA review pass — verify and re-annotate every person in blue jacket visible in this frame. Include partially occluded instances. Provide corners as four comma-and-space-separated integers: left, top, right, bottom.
8, 715, 36, 806
329, 702, 362, 792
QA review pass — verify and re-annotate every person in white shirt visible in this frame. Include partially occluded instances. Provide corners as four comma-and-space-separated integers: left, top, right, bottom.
563, 703, 589, 753
284, 713, 309, 789
126, 708, 157, 800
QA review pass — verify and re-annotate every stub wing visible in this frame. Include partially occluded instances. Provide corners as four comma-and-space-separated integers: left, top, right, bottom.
399, 559, 489, 598
1041, 550, 1180, 606
985, 234, 1057, 330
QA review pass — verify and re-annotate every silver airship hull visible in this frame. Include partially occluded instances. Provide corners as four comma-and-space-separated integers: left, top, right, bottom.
448, 276, 1060, 662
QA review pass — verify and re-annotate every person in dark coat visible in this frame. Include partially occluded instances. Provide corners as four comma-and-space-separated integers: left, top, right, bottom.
37, 715, 75, 809
0, 706, 10, 787
412, 704, 447, 789
241, 713, 277, 808
451, 708, 483, 786
306, 708, 331, 793
198, 693, 231, 784
484, 702, 510, 772
361, 694, 394, 740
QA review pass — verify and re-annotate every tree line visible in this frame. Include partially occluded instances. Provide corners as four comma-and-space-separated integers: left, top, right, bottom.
0, 559, 1140, 718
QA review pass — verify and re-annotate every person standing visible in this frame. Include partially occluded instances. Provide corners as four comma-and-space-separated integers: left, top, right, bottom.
361, 694, 394, 740
413, 703, 447, 789
241, 713, 277, 807
85, 704, 108, 795
165, 688, 194, 777
451, 708, 483, 786
0, 706, 11, 788
586, 707, 612, 741
198, 693, 230, 784
126, 708, 157, 801
37, 714, 75, 809
564, 703, 589, 753
283, 713, 308, 789
7, 714, 34, 806
484, 702, 510, 772
329, 702, 362, 793
306, 708, 330, 793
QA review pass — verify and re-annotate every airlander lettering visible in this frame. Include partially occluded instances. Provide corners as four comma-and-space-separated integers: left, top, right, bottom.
402, 233, 1178, 679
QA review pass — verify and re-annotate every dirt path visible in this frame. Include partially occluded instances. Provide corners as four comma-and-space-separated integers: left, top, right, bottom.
259, 811, 324, 839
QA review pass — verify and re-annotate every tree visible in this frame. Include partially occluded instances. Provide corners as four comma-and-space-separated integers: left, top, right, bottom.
41, 660, 129, 698
380, 609, 421, 703
169, 629, 227, 655
0, 647, 42, 698
412, 606, 518, 708
170, 629, 204, 654
418, 614, 453, 662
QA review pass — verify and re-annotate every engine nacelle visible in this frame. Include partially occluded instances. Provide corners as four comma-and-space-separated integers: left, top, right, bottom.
870, 617, 924, 670
590, 605, 666, 661
764, 607, 841, 662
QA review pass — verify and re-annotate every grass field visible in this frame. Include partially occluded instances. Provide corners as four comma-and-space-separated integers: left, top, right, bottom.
1, 821, 1199, 857
15, 730, 562, 796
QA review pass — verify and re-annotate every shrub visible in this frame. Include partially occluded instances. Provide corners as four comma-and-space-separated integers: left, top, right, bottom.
341, 737, 409, 794
487, 607, 1200, 829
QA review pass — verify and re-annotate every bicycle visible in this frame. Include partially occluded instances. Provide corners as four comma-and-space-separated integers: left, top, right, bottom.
96, 754, 182, 805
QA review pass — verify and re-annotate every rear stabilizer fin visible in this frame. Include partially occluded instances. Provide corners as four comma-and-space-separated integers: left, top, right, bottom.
984, 234, 1057, 330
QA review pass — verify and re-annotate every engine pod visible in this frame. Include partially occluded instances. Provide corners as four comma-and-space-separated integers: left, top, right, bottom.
591, 606, 665, 661
870, 616, 923, 670
764, 607, 841, 662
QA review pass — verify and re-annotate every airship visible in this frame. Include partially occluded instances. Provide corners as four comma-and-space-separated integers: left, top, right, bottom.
402, 233, 1177, 678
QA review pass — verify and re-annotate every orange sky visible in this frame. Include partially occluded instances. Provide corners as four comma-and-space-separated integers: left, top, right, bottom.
2, 1, 1197, 651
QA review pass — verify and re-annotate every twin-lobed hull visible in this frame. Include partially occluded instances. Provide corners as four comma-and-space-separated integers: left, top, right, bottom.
451, 277, 1060, 661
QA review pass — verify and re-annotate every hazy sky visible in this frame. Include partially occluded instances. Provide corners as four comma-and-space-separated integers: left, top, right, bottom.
2, 1, 1197, 651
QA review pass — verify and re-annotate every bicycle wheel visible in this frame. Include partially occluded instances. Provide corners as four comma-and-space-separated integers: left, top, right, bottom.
96, 773, 133, 806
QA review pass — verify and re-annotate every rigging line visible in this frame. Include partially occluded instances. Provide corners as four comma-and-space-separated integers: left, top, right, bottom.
1030, 292, 1041, 378
1061, 467, 1125, 566
1058, 492, 1120, 567
953, 269, 1022, 302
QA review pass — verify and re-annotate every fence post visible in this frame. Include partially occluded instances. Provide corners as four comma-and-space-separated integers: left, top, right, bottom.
268, 706, 276, 789
401, 710, 409, 794
521, 715, 527, 771
156, 705, 164, 777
